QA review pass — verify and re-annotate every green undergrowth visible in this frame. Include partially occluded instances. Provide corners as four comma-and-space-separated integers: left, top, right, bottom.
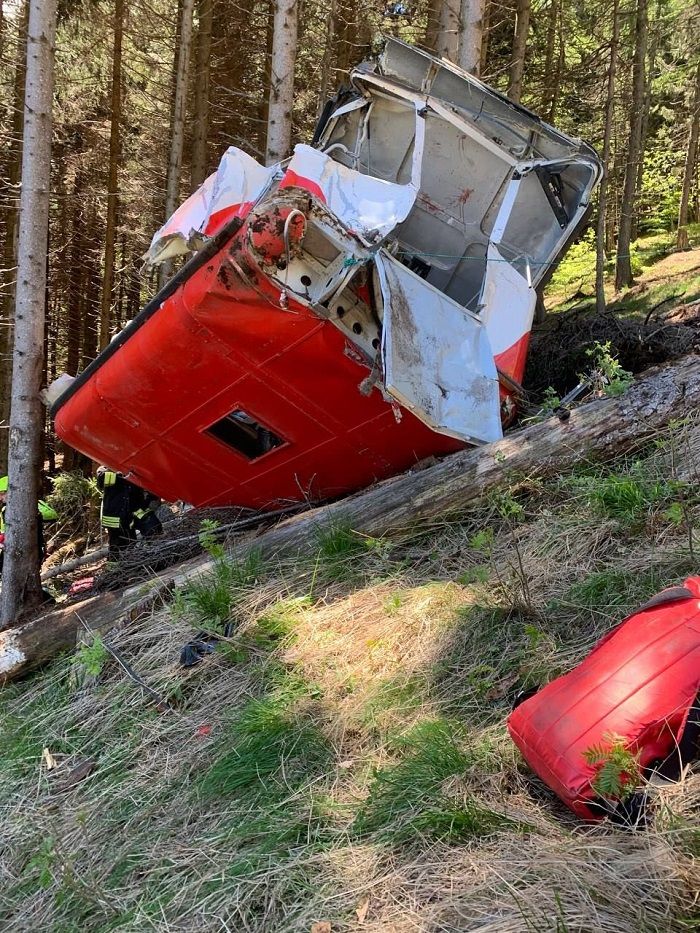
547, 224, 700, 313
0, 421, 698, 931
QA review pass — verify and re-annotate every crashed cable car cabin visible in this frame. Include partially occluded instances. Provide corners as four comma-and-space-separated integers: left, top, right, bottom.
54, 39, 602, 510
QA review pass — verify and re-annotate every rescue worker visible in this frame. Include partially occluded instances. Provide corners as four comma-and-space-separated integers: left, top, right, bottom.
96, 467, 163, 556
0, 475, 58, 578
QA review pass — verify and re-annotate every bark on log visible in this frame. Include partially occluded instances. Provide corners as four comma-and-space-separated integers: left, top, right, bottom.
2, 353, 698, 683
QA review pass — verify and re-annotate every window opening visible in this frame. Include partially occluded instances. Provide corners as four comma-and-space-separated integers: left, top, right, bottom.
205, 409, 284, 460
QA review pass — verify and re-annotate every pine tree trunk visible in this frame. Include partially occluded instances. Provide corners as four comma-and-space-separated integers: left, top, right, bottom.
540, 0, 558, 116
81, 201, 100, 370
614, 0, 648, 291
160, 0, 195, 286
677, 61, 700, 251
436, 0, 460, 63
479, 0, 490, 75
0, 2, 29, 476
595, 0, 619, 314
458, 0, 484, 75
66, 169, 85, 377
507, 0, 531, 103
99, 0, 124, 351
0, 0, 58, 628
317, 0, 337, 116
631, 0, 659, 241
547, 0, 564, 122
425, 0, 441, 50
256, 0, 275, 156
190, 0, 212, 189
265, 0, 298, 164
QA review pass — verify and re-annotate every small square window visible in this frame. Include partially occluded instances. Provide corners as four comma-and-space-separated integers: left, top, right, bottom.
205, 409, 284, 460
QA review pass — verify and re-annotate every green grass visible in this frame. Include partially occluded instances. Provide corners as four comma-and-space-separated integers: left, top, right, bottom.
354, 719, 517, 843
562, 466, 683, 525
172, 550, 263, 631
196, 674, 328, 799
313, 516, 390, 582
547, 223, 700, 312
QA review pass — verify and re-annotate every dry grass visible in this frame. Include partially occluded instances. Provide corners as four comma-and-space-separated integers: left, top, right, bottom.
1, 426, 699, 932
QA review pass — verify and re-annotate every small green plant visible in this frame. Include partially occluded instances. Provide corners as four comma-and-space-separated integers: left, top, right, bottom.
541, 386, 561, 413
314, 518, 376, 581
457, 564, 490, 586
174, 550, 262, 631
73, 635, 109, 677
586, 341, 633, 397
198, 518, 225, 560
491, 489, 525, 521
469, 528, 494, 555
27, 836, 56, 889
384, 593, 403, 615
583, 733, 642, 799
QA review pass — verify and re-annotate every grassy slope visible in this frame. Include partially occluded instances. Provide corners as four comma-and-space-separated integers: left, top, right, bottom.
2, 249, 700, 932
547, 224, 700, 316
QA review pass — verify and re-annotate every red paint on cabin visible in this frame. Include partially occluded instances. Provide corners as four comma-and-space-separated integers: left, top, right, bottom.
55, 226, 463, 509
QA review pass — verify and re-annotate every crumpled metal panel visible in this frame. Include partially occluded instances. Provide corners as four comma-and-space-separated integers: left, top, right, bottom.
376, 251, 502, 444
147, 147, 276, 264
281, 144, 418, 244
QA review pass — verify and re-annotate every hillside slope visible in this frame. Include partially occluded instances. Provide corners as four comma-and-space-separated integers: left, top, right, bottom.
1, 411, 699, 931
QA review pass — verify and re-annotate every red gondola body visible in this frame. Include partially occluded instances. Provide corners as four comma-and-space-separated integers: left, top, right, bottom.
54, 230, 462, 509
52, 40, 602, 510
508, 578, 700, 819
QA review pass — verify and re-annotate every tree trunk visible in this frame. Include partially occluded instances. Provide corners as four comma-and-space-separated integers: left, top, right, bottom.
0, 0, 58, 628
540, 0, 558, 116
595, 0, 620, 314
436, 0, 460, 63
265, 0, 298, 163
507, 0, 531, 103
631, 0, 661, 242
479, 0, 490, 75
425, 0, 441, 51
614, 0, 648, 291
159, 0, 195, 287
458, 0, 484, 75
66, 168, 85, 376
256, 0, 275, 155
677, 61, 700, 251
0, 1, 29, 476
99, 0, 124, 351
3, 353, 699, 676
190, 0, 212, 189
316, 0, 336, 117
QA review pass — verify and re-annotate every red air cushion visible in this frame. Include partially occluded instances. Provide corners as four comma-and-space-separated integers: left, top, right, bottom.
507, 577, 700, 819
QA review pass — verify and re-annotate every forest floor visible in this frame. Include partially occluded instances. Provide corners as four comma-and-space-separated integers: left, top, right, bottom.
1, 237, 700, 932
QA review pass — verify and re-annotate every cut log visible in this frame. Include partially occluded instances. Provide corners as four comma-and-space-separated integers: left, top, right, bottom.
2, 352, 698, 683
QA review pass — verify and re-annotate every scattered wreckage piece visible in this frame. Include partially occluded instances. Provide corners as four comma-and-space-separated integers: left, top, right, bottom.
508, 578, 700, 823
52, 37, 601, 511
4, 353, 699, 684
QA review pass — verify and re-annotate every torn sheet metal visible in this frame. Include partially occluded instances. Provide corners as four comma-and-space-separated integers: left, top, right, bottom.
147, 147, 276, 264
280, 144, 418, 244
377, 251, 502, 444
53, 37, 602, 511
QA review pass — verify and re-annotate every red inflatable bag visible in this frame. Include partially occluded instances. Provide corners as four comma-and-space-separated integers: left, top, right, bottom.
507, 577, 700, 819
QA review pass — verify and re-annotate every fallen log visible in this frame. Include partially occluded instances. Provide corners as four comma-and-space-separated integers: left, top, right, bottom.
2, 352, 698, 684
41, 547, 109, 581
